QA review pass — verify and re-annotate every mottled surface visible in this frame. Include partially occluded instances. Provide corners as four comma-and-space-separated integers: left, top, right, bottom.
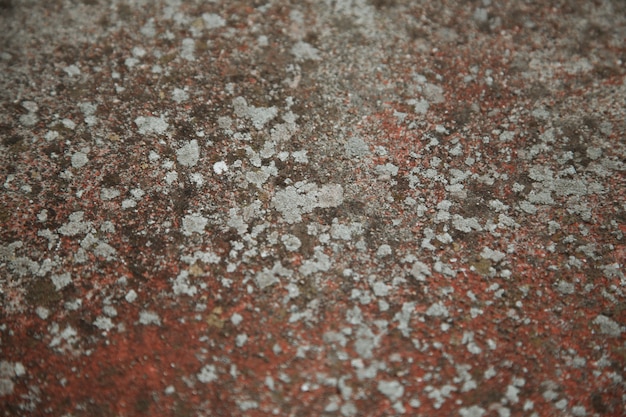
1, 1, 625, 416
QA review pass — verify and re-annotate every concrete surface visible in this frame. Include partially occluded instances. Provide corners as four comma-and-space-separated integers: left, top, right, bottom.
1, 0, 625, 416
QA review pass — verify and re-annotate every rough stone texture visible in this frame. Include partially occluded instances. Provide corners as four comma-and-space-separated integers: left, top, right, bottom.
1, 1, 625, 416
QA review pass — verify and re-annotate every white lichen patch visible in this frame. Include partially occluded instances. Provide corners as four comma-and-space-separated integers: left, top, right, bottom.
176, 139, 200, 167
291, 41, 321, 61
202, 13, 226, 29
48, 324, 78, 352
459, 405, 486, 417
181, 37, 195, 61
182, 213, 208, 235
375, 163, 399, 178
426, 302, 449, 318
255, 262, 292, 289
378, 380, 404, 402
171, 88, 189, 103
58, 211, 91, 236
71, 151, 89, 168
480, 247, 506, 263
452, 215, 483, 233
172, 270, 197, 296
272, 185, 317, 224
281, 234, 302, 251
135, 115, 169, 135
197, 364, 218, 383
181, 250, 220, 265
299, 249, 332, 276
100, 187, 120, 201
213, 161, 228, 175
344, 136, 370, 158
410, 261, 431, 281
232, 96, 278, 130
376, 244, 392, 257
93, 316, 114, 332
592, 315, 623, 336
50, 272, 71, 291
394, 302, 416, 337
138, 310, 161, 326
317, 184, 344, 208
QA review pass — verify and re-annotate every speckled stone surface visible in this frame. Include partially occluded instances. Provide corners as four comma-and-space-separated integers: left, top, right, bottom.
1, 1, 625, 416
